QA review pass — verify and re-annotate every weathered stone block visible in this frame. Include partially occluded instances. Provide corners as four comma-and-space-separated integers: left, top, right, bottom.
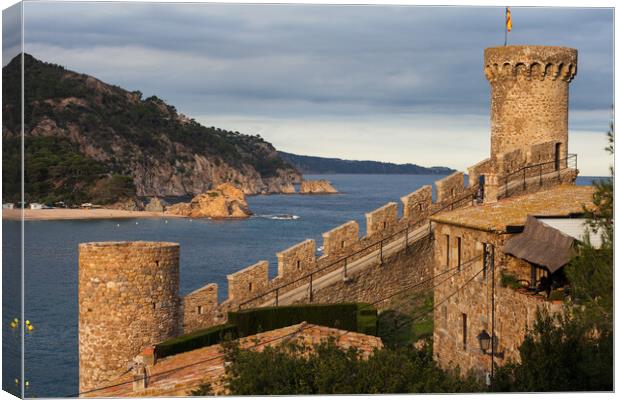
227, 260, 269, 302
365, 202, 398, 237
435, 172, 465, 203
401, 185, 432, 222
322, 221, 359, 257
276, 239, 316, 281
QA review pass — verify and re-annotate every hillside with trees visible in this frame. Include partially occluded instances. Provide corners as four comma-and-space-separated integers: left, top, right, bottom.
2, 54, 301, 205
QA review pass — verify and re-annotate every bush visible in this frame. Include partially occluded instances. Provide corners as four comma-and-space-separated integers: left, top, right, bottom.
155, 323, 237, 358
228, 303, 377, 337
221, 339, 485, 395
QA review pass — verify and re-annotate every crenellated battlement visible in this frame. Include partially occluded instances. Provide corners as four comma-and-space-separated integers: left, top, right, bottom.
276, 239, 317, 281
484, 45, 577, 82
365, 202, 398, 237
227, 260, 269, 302
322, 221, 359, 258
401, 185, 432, 222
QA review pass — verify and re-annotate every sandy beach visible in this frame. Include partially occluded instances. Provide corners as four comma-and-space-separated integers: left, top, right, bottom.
2, 208, 186, 221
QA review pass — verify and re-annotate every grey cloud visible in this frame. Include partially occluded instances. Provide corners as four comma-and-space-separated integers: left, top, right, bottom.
14, 3, 614, 134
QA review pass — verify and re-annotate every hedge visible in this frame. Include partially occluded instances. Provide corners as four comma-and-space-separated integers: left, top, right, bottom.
154, 323, 237, 358
228, 303, 377, 337
154, 303, 378, 359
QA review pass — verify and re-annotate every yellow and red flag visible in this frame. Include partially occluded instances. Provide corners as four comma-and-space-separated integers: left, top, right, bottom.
506, 7, 512, 32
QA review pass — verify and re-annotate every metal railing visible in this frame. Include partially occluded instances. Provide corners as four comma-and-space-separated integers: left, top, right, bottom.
236, 188, 479, 310
501, 154, 577, 198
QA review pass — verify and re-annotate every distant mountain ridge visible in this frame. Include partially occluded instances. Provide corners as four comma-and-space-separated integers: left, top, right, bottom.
278, 152, 454, 175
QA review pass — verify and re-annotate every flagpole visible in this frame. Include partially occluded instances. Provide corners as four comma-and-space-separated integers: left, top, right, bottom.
504, 7, 508, 46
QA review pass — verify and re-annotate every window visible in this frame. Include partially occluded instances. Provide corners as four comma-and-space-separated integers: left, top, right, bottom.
383, 221, 387, 230
197, 305, 204, 315
457, 237, 462, 271
248, 282, 253, 292
451, 188, 456, 197
462, 313, 468, 350
444, 234, 450, 268
296, 260, 301, 269
341, 240, 345, 249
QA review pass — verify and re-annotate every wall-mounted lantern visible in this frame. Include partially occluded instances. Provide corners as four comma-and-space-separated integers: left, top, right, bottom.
477, 330, 491, 353
477, 330, 504, 358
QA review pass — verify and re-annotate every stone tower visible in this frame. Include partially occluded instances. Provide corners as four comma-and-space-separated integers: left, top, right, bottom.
78, 241, 181, 393
484, 45, 577, 163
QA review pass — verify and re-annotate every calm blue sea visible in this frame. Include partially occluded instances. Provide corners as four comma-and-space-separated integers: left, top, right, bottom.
1, 174, 603, 397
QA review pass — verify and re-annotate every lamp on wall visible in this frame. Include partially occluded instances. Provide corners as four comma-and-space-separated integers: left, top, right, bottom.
477, 330, 491, 353
477, 330, 504, 358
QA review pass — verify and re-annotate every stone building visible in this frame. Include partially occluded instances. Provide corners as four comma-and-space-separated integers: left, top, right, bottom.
430, 185, 594, 378
428, 44, 591, 379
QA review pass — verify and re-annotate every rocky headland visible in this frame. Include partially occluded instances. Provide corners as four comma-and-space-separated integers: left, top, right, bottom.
2, 54, 302, 208
166, 183, 252, 219
299, 179, 338, 194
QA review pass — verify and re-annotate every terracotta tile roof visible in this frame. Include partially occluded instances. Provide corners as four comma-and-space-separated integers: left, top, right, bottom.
430, 185, 595, 232
85, 322, 383, 397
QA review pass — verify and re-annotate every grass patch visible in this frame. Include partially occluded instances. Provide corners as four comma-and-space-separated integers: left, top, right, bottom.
377, 290, 433, 347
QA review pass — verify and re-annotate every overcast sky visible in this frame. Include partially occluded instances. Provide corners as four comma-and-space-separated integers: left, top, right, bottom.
3, 2, 614, 175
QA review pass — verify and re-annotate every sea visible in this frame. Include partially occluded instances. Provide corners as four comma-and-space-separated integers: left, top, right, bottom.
1, 174, 604, 397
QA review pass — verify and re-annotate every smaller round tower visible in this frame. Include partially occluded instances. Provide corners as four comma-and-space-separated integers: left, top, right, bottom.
78, 241, 180, 393
484, 45, 577, 162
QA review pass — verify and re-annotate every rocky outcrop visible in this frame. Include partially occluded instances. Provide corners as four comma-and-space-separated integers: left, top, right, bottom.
144, 197, 169, 212
106, 197, 144, 211
299, 180, 338, 194
166, 183, 252, 219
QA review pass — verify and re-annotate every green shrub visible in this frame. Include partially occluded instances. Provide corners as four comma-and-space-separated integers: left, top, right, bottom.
228, 303, 377, 337
500, 272, 521, 289
155, 323, 237, 358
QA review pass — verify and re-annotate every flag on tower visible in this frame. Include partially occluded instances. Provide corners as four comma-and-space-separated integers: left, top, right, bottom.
506, 7, 512, 32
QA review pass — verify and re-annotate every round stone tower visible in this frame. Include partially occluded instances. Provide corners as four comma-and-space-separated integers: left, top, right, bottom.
78, 241, 181, 393
484, 45, 577, 161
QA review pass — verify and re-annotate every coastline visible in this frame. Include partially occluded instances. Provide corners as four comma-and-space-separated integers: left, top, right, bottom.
2, 208, 187, 221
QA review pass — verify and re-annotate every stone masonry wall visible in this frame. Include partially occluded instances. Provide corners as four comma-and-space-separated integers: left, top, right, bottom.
276, 239, 317, 282
527, 140, 557, 165
496, 148, 525, 176
365, 202, 398, 237
322, 221, 360, 258
467, 158, 493, 188
183, 283, 219, 333
432, 223, 563, 378
401, 185, 432, 223
227, 261, 269, 302
78, 242, 181, 393
435, 172, 465, 203
309, 235, 434, 309
484, 45, 577, 162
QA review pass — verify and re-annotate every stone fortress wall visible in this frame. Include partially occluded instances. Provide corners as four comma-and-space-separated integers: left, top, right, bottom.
78, 45, 580, 394
77, 112, 578, 397
78, 242, 181, 393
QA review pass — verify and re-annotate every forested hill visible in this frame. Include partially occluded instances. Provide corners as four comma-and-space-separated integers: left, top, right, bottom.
278, 152, 454, 175
2, 54, 301, 206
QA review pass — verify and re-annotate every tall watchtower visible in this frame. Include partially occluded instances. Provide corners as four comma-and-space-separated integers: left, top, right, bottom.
78, 241, 181, 393
484, 45, 577, 162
